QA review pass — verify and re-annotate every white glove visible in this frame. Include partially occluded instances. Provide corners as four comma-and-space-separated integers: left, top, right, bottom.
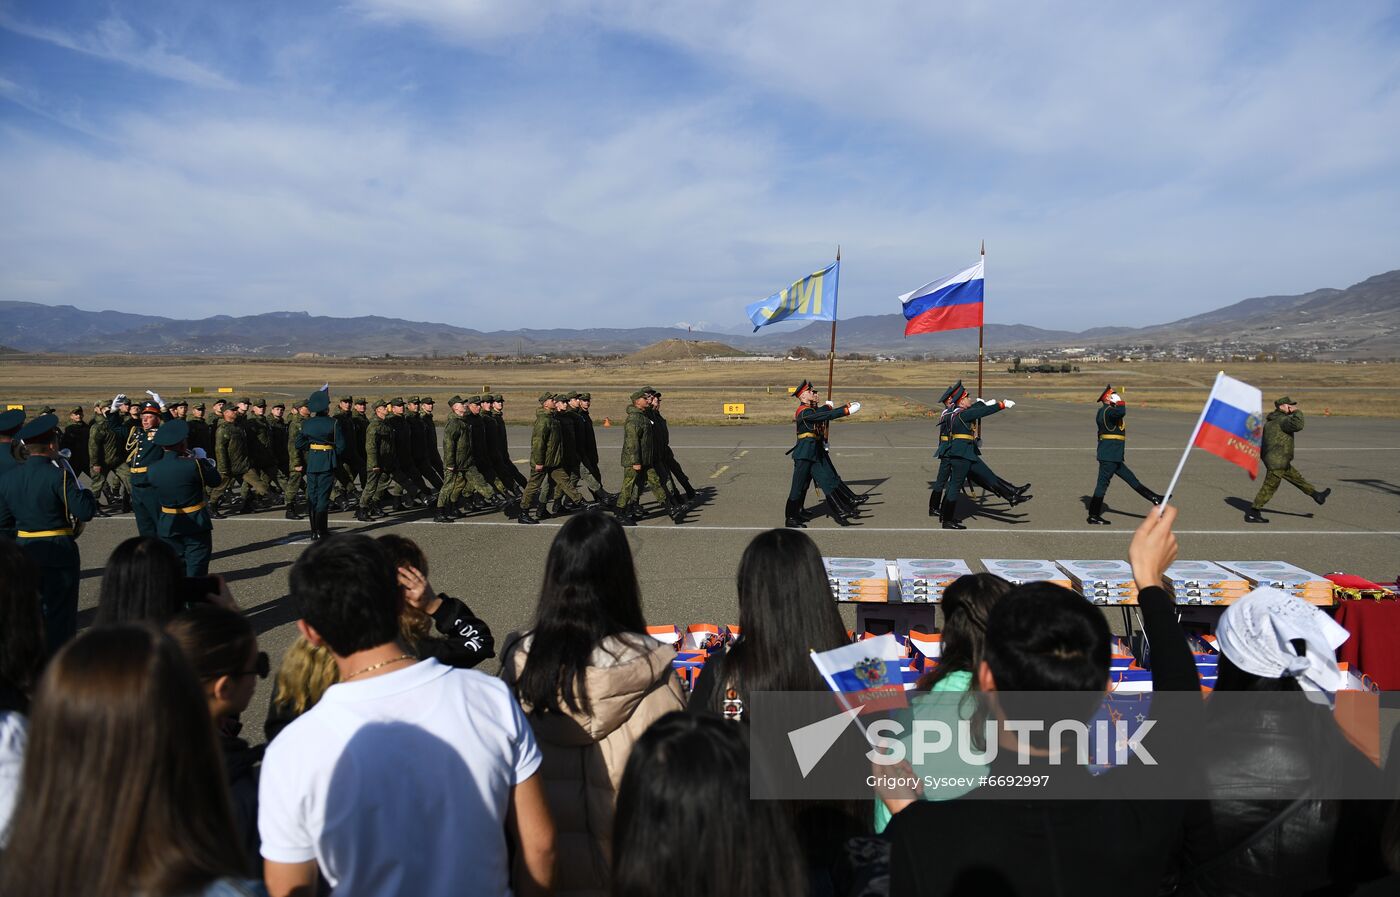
1109, 392, 1122, 404
980, 398, 998, 406
823, 400, 834, 408
192, 448, 207, 460
848, 401, 861, 414
146, 390, 165, 408
1003, 399, 1016, 408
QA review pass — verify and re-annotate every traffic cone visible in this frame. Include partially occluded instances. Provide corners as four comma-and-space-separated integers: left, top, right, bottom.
603, 417, 611, 427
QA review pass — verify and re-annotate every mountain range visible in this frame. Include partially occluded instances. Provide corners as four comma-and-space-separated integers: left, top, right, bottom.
2, 269, 1396, 358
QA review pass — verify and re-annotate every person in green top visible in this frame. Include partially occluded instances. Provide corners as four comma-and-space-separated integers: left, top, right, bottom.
785, 379, 862, 528
0, 413, 97, 653
208, 405, 272, 516
1245, 396, 1330, 523
936, 386, 1030, 530
284, 399, 309, 520
1087, 384, 1163, 525
296, 386, 347, 540
145, 418, 222, 576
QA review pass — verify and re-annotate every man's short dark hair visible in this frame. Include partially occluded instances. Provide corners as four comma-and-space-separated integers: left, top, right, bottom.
984, 583, 1110, 694
290, 534, 400, 656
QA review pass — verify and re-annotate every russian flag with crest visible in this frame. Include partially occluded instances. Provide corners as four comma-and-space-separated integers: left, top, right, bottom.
1193, 372, 1263, 478
810, 634, 909, 715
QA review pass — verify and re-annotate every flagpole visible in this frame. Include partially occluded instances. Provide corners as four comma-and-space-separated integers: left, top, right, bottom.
977, 240, 985, 398
1158, 370, 1223, 513
826, 245, 840, 400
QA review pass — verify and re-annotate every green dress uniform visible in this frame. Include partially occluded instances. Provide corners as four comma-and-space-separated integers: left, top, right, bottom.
785, 382, 855, 527
0, 415, 97, 653
937, 398, 1012, 529
127, 408, 166, 539
1087, 385, 1162, 524
613, 394, 675, 523
296, 388, 345, 539
1247, 398, 1329, 521
145, 420, 221, 576
0, 409, 26, 540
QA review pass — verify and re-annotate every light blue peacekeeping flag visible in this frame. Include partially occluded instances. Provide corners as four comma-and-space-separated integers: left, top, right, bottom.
745, 261, 840, 331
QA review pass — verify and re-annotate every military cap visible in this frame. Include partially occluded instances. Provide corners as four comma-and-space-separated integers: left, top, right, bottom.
374, 399, 388, 409
17, 413, 60, 442
421, 396, 434, 404
38, 406, 55, 415
641, 386, 658, 396
1098, 384, 1115, 403
193, 403, 206, 411
793, 379, 814, 398
252, 398, 267, 409
153, 419, 189, 447
651, 390, 662, 398
390, 396, 405, 406
271, 401, 286, 411
579, 392, 592, 401
211, 397, 227, 406
354, 396, 367, 405
467, 394, 482, 404
446, 395, 462, 406
307, 388, 330, 414
0, 409, 25, 436
629, 389, 648, 402
936, 383, 956, 404
1275, 396, 1295, 407
169, 397, 188, 409
538, 392, 554, 404
237, 397, 251, 405
139, 400, 162, 415
339, 395, 353, 404
69, 406, 84, 416
406, 395, 420, 404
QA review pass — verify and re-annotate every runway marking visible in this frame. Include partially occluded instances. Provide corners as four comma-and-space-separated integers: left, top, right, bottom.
663, 445, 1400, 452
737, 450, 749, 457
709, 465, 730, 479
101, 518, 1400, 537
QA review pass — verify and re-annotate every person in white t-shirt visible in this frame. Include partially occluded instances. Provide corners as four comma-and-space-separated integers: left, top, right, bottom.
259, 535, 556, 897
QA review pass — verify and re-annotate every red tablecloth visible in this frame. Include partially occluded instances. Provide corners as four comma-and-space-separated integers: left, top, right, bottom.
1334, 600, 1400, 690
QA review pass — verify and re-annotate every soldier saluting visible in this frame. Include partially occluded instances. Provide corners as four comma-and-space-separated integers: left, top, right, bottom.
1086, 384, 1163, 525
1245, 396, 1329, 523
785, 379, 861, 528
935, 385, 1029, 530
145, 418, 221, 576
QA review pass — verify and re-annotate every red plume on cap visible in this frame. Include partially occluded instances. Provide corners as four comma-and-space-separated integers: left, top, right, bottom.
1098, 384, 1114, 403
139, 401, 162, 414
794, 379, 814, 398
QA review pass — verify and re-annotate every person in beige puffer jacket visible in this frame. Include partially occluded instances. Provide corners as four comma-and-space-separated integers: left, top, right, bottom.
500, 512, 685, 897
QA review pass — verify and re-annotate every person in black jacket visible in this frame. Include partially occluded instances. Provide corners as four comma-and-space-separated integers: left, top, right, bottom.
378, 534, 495, 668
885, 505, 1203, 897
648, 390, 695, 503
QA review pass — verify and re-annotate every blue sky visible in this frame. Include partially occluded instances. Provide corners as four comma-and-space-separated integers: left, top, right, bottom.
2, 1, 1398, 333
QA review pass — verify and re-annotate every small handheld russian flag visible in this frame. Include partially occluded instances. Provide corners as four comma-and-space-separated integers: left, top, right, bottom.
810, 633, 910, 715
1160, 371, 1263, 507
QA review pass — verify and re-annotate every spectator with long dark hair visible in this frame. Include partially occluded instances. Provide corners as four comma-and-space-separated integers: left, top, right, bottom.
0, 541, 46, 842
0, 625, 264, 896
378, 533, 495, 668
501, 511, 685, 897
874, 572, 1012, 831
95, 536, 235, 626
612, 711, 807, 897
167, 604, 269, 875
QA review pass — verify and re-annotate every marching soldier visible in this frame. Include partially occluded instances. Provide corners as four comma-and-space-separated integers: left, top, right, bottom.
936, 387, 1029, 530
0, 414, 96, 653
187, 402, 214, 456
295, 387, 346, 540
335, 396, 362, 496
648, 390, 695, 504
61, 407, 91, 484
145, 419, 221, 576
245, 398, 281, 493
405, 396, 437, 494
352, 397, 370, 488
284, 399, 309, 520
491, 394, 528, 494
1245, 396, 1330, 523
785, 380, 861, 528
928, 381, 1026, 518
540, 391, 583, 516
574, 392, 612, 504
614, 389, 684, 526
269, 402, 290, 485
208, 404, 271, 516
357, 400, 396, 520
422, 397, 445, 484
435, 395, 468, 523
518, 393, 585, 525
127, 399, 166, 538
87, 401, 123, 512
461, 395, 505, 508
209, 398, 227, 442
1087, 384, 1163, 525
387, 397, 422, 506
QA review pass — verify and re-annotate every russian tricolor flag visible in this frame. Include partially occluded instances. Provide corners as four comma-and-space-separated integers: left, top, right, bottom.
1192, 373, 1263, 479
900, 257, 985, 336
810, 634, 909, 715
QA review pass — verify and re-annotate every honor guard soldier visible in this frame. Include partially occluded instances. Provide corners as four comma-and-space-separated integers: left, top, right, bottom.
1245, 396, 1330, 523
146, 419, 221, 576
1087, 384, 1163, 525
935, 386, 1030, 529
0, 408, 25, 481
0, 414, 96, 653
785, 379, 861, 528
296, 386, 346, 540
128, 399, 167, 538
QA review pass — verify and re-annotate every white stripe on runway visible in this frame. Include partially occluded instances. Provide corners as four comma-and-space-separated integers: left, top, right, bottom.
659, 445, 1400, 452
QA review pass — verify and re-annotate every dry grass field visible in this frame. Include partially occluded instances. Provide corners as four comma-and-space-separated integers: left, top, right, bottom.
2, 355, 1398, 423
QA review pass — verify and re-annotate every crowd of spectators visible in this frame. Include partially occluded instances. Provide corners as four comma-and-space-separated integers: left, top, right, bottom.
0, 508, 1397, 896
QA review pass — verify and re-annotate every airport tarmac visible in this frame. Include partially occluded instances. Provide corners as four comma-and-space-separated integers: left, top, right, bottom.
68, 407, 1400, 742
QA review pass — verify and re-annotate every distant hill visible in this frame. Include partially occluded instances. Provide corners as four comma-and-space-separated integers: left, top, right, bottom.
0, 345, 22, 355
1, 267, 1396, 357
629, 339, 748, 362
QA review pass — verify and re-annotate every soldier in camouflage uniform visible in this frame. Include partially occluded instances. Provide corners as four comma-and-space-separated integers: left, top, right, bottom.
435, 395, 467, 523
208, 404, 272, 516
335, 396, 362, 497
1245, 396, 1330, 523
491, 394, 527, 494
647, 390, 695, 504
357, 400, 398, 520
422, 397, 445, 484
246, 398, 282, 494
613, 389, 684, 526
87, 400, 124, 512
517, 393, 583, 524
387, 397, 422, 505
269, 402, 290, 486
351, 397, 370, 488
284, 399, 309, 520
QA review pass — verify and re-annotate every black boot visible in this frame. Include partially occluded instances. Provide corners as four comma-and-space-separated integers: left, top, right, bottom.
928, 489, 942, 518
354, 505, 371, 522
1135, 485, 1165, 505
1312, 488, 1330, 506
940, 500, 966, 530
837, 484, 864, 506
1086, 496, 1110, 525
433, 507, 454, 523
784, 499, 807, 528
827, 498, 852, 526
1244, 507, 1268, 524
121, 494, 132, 514
317, 510, 330, 538
830, 490, 861, 519
517, 506, 540, 525
238, 492, 257, 515
285, 497, 300, 520
667, 498, 686, 524
309, 509, 322, 540
611, 504, 636, 527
